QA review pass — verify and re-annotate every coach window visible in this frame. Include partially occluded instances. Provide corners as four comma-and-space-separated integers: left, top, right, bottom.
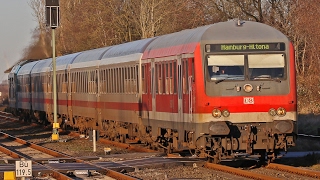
83, 71, 86, 93
119, 67, 122, 93
56, 74, 60, 92
155, 64, 158, 94
102, 70, 105, 93
169, 62, 173, 94
165, 63, 169, 94
118, 67, 121, 93
248, 54, 285, 80
107, 69, 110, 93
182, 59, 189, 94
110, 69, 113, 93
74, 72, 78, 93
157, 63, 163, 94
207, 55, 245, 81
134, 65, 137, 93
173, 61, 177, 94
44, 74, 48, 93
131, 66, 135, 93
62, 73, 67, 93
26, 76, 30, 93
141, 65, 147, 94
80, 72, 83, 93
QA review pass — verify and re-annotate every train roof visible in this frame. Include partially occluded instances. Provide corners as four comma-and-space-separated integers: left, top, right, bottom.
201, 20, 288, 43
72, 47, 111, 64
102, 38, 155, 59
142, 25, 211, 59
31, 58, 52, 74
142, 20, 289, 59
55, 52, 81, 71
17, 61, 39, 75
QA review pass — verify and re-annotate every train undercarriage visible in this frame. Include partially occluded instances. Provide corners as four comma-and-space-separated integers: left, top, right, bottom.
6, 108, 296, 163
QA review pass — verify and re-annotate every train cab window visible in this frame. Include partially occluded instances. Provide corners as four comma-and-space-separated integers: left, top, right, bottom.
248, 54, 285, 80
207, 55, 245, 81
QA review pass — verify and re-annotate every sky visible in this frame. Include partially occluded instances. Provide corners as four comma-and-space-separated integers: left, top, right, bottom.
0, 1, 38, 81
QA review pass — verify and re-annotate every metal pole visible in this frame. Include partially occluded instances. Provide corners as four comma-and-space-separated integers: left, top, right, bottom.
52, 28, 59, 140
93, 130, 96, 152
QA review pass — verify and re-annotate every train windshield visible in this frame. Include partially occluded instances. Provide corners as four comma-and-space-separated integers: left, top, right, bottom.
207, 55, 245, 81
248, 54, 285, 80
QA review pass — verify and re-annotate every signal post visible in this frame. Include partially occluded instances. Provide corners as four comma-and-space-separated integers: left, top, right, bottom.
46, 0, 60, 141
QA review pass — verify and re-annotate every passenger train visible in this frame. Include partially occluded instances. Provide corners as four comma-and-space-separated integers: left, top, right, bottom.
7, 20, 297, 163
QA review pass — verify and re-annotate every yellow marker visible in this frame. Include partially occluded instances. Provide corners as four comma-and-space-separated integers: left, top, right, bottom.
53, 123, 60, 129
52, 133, 59, 141
4, 171, 16, 180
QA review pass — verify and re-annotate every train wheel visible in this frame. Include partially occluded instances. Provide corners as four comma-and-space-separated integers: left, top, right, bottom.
120, 134, 126, 143
267, 152, 276, 164
166, 143, 173, 154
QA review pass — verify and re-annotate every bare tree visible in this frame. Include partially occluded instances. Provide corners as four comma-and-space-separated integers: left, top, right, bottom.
23, 0, 51, 59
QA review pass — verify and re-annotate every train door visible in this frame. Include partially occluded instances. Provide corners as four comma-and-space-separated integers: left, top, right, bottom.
177, 57, 183, 123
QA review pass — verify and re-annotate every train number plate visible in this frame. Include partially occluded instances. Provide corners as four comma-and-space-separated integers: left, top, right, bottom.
244, 97, 254, 104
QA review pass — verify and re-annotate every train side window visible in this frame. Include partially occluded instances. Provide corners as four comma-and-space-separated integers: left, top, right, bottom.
142, 65, 146, 94
135, 65, 138, 93
158, 63, 163, 94
182, 60, 188, 94
155, 64, 158, 94
165, 62, 169, 94
62, 73, 67, 93
81, 72, 84, 93
191, 58, 195, 82
75, 72, 78, 93
106, 69, 109, 93
124, 67, 128, 93
119, 67, 123, 93
115, 68, 118, 93
118, 68, 121, 93
111, 68, 114, 93
100, 69, 105, 94
26, 76, 30, 93
173, 61, 177, 94
133, 66, 136, 93
169, 62, 173, 94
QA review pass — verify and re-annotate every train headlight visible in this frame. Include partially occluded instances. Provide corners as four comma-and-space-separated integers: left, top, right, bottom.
269, 108, 277, 116
222, 110, 230, 117
212, 109, 221, 118
274, 120, 293, 133
236, 85, 241, 92
243, 84, 253, 92
277, 107, 286, 117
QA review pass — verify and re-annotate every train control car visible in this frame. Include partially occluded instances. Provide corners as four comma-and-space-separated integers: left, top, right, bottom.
7, 20, 297, 163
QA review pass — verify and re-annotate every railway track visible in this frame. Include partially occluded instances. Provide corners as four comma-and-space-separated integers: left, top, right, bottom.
0, 131, 141, 179
1, 110, 320, 179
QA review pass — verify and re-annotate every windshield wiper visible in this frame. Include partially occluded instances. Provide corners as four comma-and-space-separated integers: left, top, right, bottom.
215, 78, 226, 84
272, 77, 282, 83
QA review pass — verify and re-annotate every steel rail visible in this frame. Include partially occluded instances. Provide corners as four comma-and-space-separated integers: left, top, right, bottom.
267, 163, 320, 178
0, 131, 139, 180
205, 162, 281, 180
0, 142, 72, 180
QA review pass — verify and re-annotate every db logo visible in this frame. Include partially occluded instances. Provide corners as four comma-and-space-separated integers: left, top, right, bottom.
244, 97, 254, 104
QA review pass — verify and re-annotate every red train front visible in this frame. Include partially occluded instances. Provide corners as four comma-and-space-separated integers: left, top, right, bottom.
141, 21, 297, 162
